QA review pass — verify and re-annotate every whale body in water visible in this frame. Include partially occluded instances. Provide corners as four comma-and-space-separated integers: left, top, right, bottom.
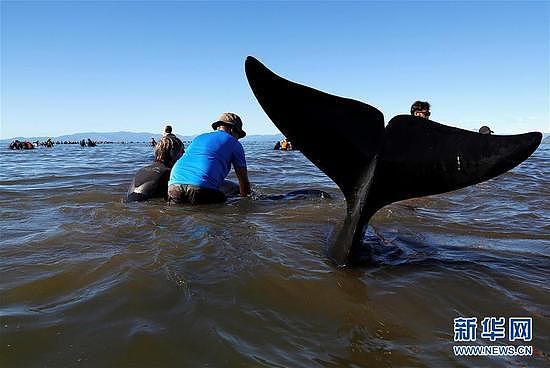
244, 56, 542, 267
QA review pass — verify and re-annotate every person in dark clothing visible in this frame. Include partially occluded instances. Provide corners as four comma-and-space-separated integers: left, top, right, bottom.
162, 125, 184, 154
9, 140, 21, 149
410, 101, 431, 119
125, 135, 184, 202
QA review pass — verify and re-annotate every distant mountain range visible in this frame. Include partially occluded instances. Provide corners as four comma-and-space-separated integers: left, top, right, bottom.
1, 131, 285, 144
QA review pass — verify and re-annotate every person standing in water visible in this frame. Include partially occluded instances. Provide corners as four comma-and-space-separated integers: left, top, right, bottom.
410, 101, 431, 119
168, 112, 251, 205
162, 124, 184, 152
479, 125, 494, 134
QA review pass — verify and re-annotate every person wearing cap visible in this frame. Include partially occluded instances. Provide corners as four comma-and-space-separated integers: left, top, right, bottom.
167, 112, 251, 205
125, 135, 185, 202
479, 125, 494, 134
410, 101, 431, 119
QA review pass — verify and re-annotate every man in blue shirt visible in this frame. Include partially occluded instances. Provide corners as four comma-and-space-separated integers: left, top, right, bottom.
168, 112, 251, 204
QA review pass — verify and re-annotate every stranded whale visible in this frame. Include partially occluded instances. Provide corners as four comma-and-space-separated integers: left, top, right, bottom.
244, 56, 542, 267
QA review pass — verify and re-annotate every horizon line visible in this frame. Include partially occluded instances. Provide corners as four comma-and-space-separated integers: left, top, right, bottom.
0, 131, 286, 141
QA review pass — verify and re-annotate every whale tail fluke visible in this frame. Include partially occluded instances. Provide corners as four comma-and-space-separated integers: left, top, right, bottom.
245, 56, 542, 266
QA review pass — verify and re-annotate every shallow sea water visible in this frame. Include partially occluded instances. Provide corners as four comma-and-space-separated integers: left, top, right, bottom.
1, 139, 549, 367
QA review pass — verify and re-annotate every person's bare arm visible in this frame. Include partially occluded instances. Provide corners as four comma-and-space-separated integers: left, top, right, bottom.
234, 167, 251, 197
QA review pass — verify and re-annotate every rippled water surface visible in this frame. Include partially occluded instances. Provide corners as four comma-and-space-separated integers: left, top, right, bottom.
1, 140, 549, 367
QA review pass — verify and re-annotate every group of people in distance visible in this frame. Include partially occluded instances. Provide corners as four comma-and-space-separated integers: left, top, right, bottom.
8, 138, 106, 150
126, 113, 250, 204
9, 140, 36, 150
410, 100, 494, 134
9, 138, 55, 149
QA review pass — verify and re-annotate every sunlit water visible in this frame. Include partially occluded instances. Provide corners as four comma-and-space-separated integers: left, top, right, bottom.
1, 140, 548, 367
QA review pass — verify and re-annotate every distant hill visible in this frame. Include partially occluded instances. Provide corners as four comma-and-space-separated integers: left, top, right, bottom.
1, 131, 285, 144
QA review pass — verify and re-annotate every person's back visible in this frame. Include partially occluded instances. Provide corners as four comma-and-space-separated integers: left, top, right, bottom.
162, 125, 184, 154
168, 112, 250, 205
169, 130, 245, 190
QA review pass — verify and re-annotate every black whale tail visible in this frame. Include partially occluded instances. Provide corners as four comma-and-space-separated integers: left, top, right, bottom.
245, 56, 542, 266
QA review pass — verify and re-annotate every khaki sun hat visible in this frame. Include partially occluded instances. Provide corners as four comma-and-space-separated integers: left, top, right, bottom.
211, 112, 246, 138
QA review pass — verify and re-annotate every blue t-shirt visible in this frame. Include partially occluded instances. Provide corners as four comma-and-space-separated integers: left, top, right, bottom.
168, 130, 247, 190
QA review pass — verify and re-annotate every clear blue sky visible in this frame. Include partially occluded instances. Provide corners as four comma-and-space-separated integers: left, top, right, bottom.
1, 1, 548, 139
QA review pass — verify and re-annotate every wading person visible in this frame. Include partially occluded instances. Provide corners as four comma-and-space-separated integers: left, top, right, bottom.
410, 100, 431, 119
479, 125, 494, 135
126, 135, 184, 202
163, 124, 174, 137
168, 112, 251, 205
162, 124, 184, 153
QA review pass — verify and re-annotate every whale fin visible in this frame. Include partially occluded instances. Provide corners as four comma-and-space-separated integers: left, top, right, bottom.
339, 116, 542, 264
245, 56, 542, 266
371, 115, 542, 209
245, 56, 384, 202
